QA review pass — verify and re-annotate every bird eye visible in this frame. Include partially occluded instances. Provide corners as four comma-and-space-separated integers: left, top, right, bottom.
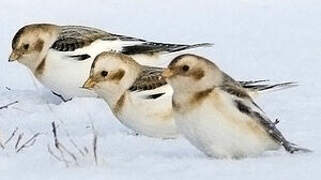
23, 44, 30, 50
182, 65, 189, 72
101, 71, 108, 77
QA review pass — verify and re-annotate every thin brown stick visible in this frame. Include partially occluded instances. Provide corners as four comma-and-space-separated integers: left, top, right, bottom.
47, 144, 70, 168
59, 144, 79, 166
91, 121, 98, 166
61, 127, 85, 157
16, 133, 41, 153
0, 141, 4, 149
51, 122, 69, 164
51, 122, 59, 148
0, 101, 18, 110
51, 121, 79, 166
4, 127, 18, 145
15, 133, 24, 150
93, 134, 98, 165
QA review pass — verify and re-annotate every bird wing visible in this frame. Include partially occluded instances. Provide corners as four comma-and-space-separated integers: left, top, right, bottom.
121, 42, 213, 55
51, 25, 146, 52
219, 84, 310, 153
128, 66, 167, 92
51, 26, 212, 54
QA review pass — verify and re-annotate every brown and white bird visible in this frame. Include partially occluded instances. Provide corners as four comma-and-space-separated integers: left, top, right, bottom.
163, 54, 311, 158
82, 52, 177, 138
83, 52, 297, 139
8, 23, 212, 101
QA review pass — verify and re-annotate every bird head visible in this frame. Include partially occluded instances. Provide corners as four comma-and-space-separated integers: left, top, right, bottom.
162, 54, 223, 93
83, 52, 140, 100
9, 23, 58, 72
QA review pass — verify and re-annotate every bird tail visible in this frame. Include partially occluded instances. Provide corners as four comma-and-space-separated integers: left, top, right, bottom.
283, 141, 312, 154
240, 80, 298, 93
167, 43, 214, 53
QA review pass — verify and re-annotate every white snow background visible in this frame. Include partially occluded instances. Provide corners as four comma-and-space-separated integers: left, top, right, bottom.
0, 0, 320, 179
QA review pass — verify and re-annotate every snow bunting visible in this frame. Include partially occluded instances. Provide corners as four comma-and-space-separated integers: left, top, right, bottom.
83, 52, 297, 139
163, 54, 311, 158
8, 23, 212, 101
82, 52, 177, 138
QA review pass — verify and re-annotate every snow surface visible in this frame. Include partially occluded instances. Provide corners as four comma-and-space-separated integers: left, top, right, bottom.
0, 0, 320, 179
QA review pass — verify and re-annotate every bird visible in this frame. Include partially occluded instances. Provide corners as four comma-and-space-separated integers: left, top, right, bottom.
162, 54, 311, 158
82, 51, 297, 139
8, 23, 212, 102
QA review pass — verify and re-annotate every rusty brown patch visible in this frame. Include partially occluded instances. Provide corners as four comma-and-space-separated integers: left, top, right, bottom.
191, 68, 204, 80
35, 56, 46, 76
33, 39, 44, 52
190, 88, 213, 105
113, 93, 125, 114
110, 69, 125, 81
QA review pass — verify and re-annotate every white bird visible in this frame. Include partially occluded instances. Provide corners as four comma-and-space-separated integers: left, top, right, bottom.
8, 23, 212, 101
163, 54, 311, 158
83, 52, 298, 139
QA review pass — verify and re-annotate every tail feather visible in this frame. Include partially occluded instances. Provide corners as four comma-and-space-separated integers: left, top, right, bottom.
166, 43, 214, 53
283, 142, 312, 153
240, 80, 298, 93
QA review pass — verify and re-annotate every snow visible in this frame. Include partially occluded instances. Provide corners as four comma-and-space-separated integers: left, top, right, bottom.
0, 0, 320, 179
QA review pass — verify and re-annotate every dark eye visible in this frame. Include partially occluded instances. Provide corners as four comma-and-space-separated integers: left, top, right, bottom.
101, 71, 108, 77
23, 44, 29, 50
182, 65, 189, 72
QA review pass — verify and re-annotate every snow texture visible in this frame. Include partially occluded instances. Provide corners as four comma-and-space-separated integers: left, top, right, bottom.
0, 0, 320, 179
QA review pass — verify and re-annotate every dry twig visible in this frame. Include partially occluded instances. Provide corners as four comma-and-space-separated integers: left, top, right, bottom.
0, 101, 18, 110
91, 122, 98, 166
16, 133, 41, 153
49, 122, 79, 166
4, 127, 19, 145
0, 141, 4, 149
15, 133, 24, 150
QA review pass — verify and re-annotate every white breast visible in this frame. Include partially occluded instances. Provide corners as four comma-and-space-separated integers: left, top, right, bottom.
115, 85, 178, 139
174, 91, 279, 158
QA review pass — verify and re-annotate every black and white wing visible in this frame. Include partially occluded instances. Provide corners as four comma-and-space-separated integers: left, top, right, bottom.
129, 66, 167, 92
121, 42, 213, 55
220, 84, 311, 153
51, 25, 144, 52
51, 25, 212, 55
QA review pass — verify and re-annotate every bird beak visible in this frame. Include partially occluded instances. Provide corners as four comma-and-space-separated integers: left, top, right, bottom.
162, 68, 174, 78
8, 52, 18, 62
82, 77, 96, 89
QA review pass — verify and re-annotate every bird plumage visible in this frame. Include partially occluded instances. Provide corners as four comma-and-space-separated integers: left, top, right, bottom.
163, 54, 311, 158
83, 52, 177, 138
83, 52, 300, 140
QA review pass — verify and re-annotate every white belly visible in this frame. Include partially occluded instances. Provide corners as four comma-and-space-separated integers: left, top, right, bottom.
38, 50, 96, 99
174, 96, 279, 158
116, 85, 178, 139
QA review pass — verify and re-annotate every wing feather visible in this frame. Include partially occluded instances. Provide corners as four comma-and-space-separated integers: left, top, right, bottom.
129, 66, 167, 92
220, 84, 311, 153
51, 26, 211, 54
